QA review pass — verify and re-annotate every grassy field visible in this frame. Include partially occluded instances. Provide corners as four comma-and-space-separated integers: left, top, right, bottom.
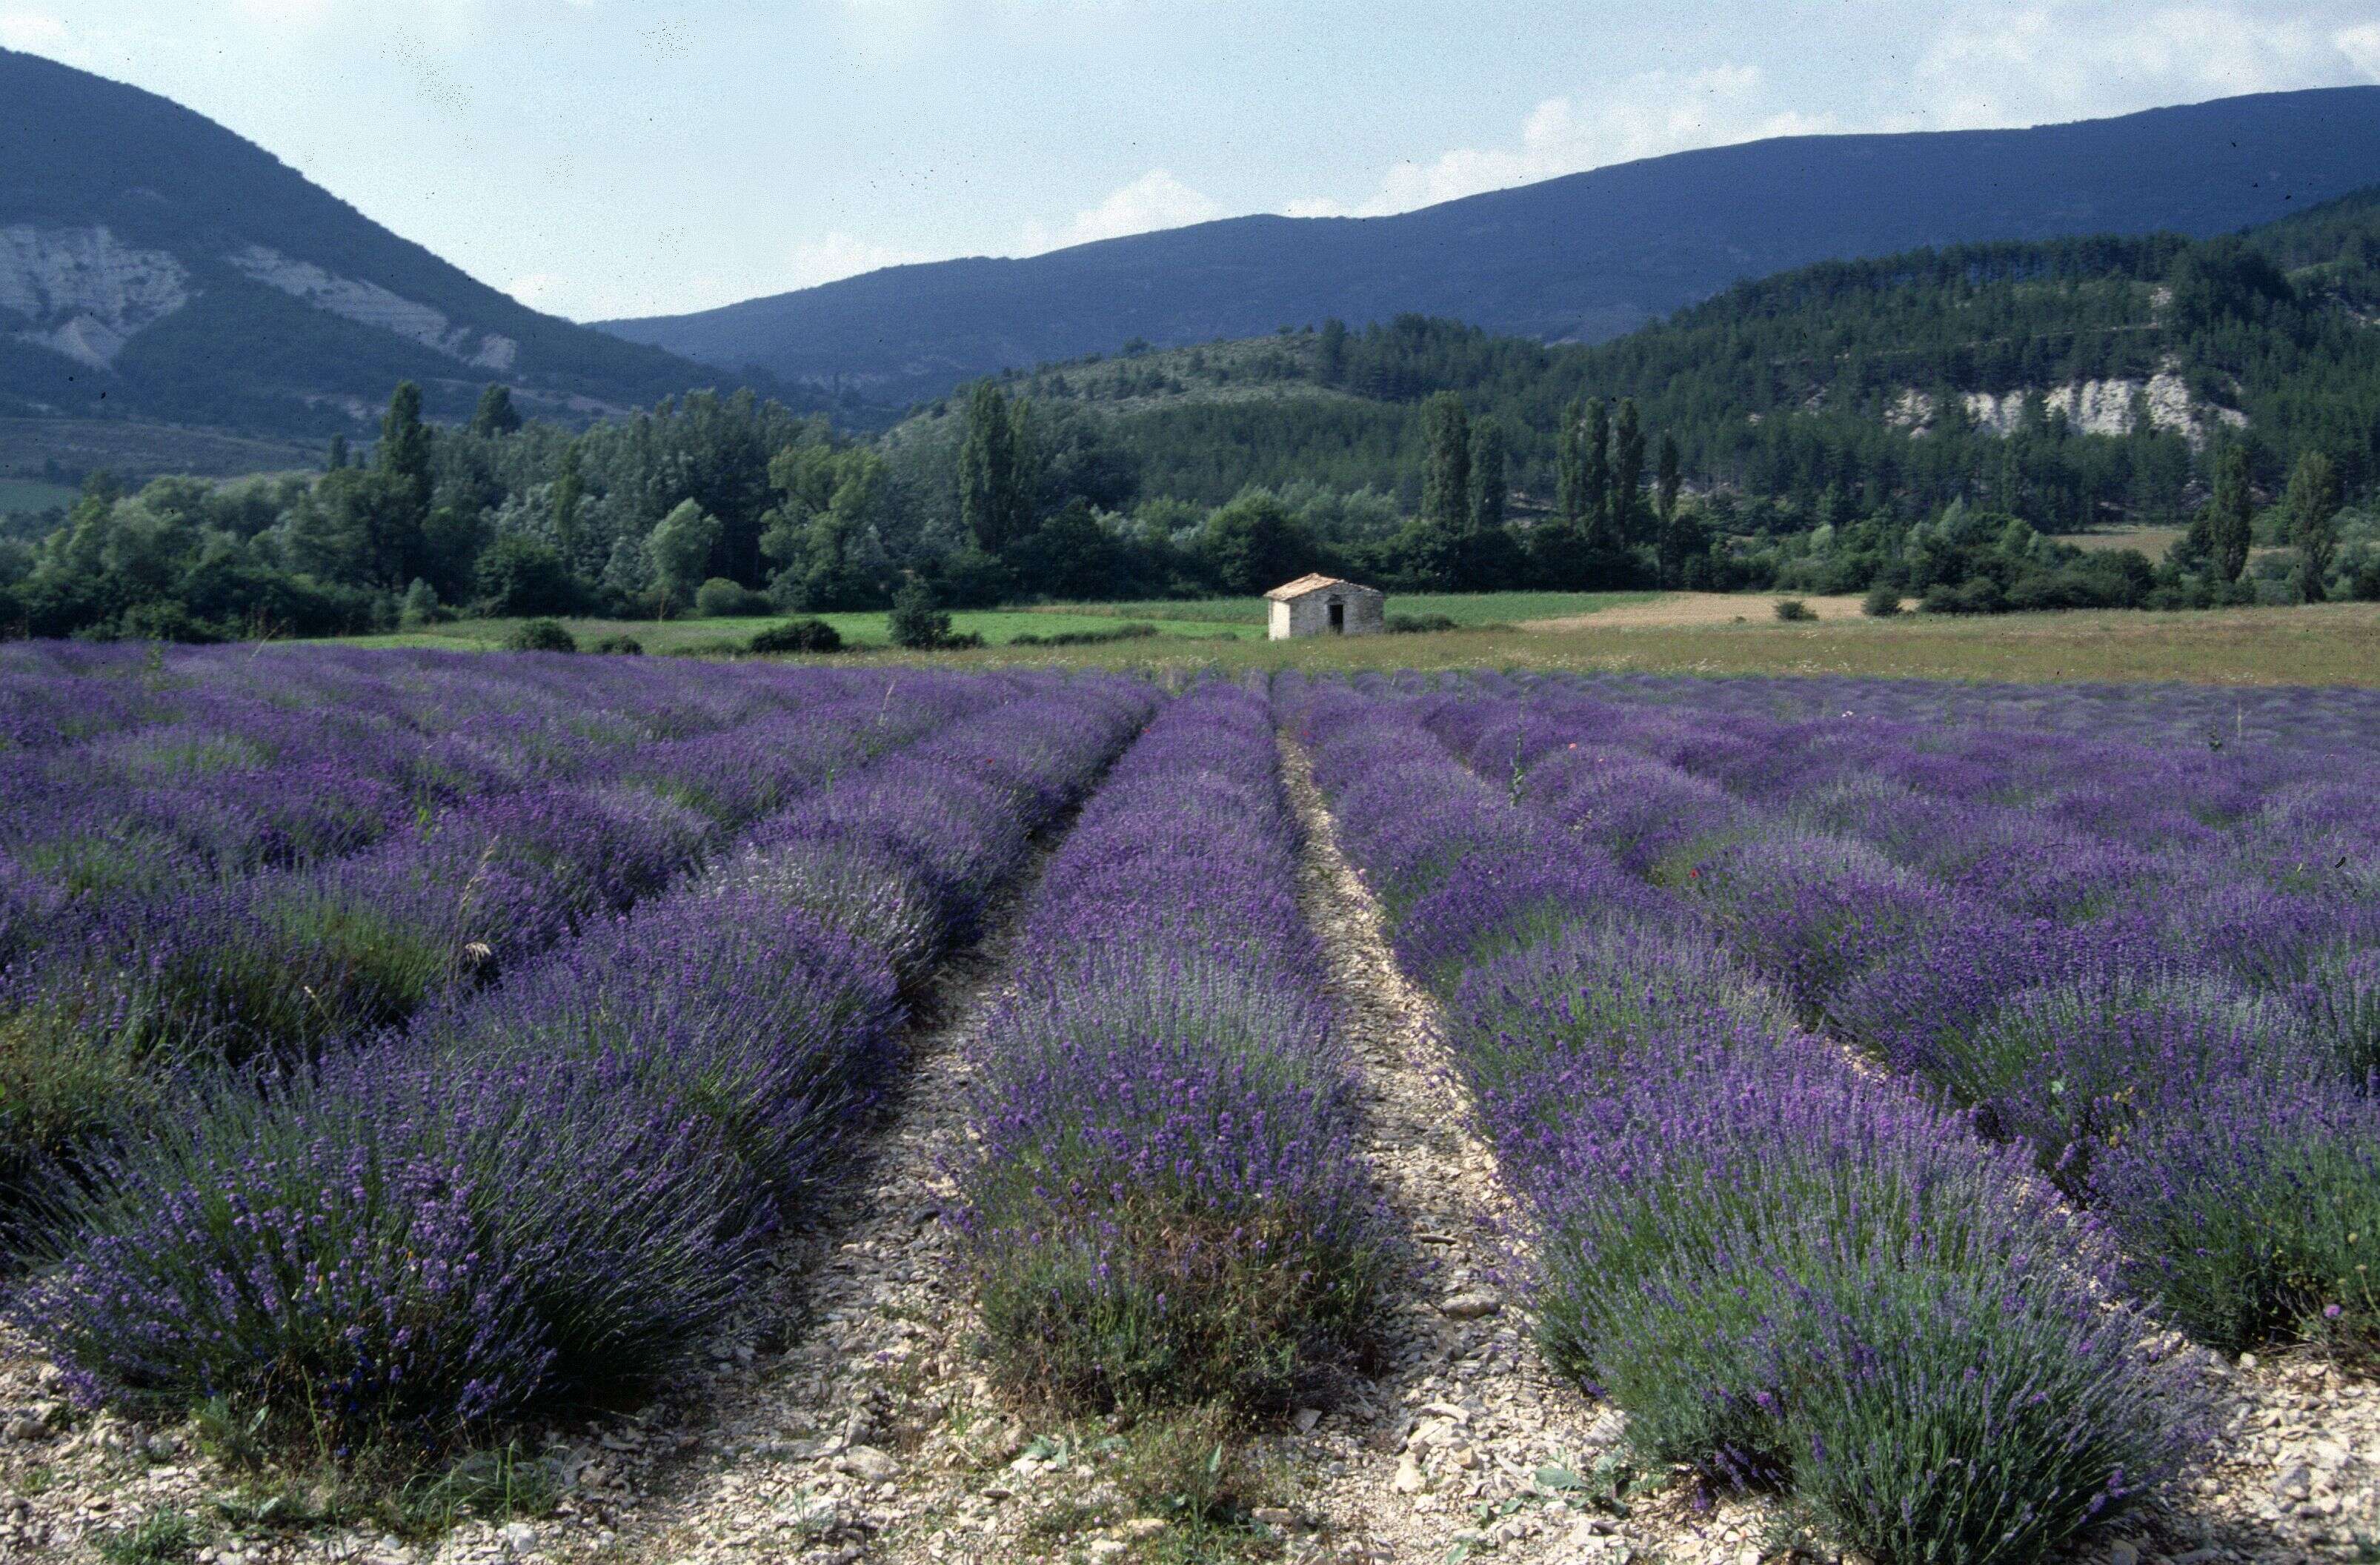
333, 592, 1662, 653
1027, 591, 1663, 625
0, 419, 322, 484
325, 594, 2380, 687
0, 478, 78, 517
337, 608, 1262, 654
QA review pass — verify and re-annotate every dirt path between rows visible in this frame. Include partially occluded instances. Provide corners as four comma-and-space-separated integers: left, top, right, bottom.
1269, 736, 1626, 1562
570, 868, 1043, 1565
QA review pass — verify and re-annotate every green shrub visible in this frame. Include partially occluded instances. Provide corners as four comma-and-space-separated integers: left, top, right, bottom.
93, 1509, 200, 1565
1111, 1407, 1272, 1529
746, 618, 843, 654
884, 581, 980, 650
590, 634, 643, 655
502, 619, 576, 654
1774, 598, 1816, 622
1861, 585, 1902, 617
1387, 612, 1460, 634
1008, 621, 1158, 648
694, 577, 770, 618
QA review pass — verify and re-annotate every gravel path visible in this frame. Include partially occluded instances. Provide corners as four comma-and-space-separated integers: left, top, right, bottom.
1266, 734, 1671, 1564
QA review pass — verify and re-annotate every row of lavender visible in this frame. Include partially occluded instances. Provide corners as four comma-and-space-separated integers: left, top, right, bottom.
1284, 674, 2198, 1565
1, 659, 993, 1212
954, 682, 1386, 1412
1, 646, 877, 979
1535, 669, 2380, 764
10, 670, 1154, 1446
1432, 677, 2380, 1355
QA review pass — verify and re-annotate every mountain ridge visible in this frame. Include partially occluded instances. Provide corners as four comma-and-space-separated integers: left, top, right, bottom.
0, 47, 752, 443
603, 86, 2380, 407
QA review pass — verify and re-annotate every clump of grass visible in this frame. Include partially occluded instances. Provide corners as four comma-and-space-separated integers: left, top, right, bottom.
393, 1441, 561, 1536
1112, 1407, 1272, 1532
93, 1509, 199, 1565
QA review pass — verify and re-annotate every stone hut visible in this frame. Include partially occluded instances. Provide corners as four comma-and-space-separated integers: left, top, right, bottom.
1265, 574, 1386, 640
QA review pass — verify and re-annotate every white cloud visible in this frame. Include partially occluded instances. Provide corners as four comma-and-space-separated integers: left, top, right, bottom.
1287, 64, 1838, 219
1017, 168, 1225, 253
0, 9, 67, 48
782, 231, 932, 288
2336, 21, 2380, 78
1913, 2, 2365, 126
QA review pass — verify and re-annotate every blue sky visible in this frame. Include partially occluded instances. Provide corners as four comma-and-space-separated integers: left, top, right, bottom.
8, 1, 2380, 322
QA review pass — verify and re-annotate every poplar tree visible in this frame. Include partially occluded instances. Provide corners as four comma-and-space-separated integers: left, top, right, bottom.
2208, 444, 2254, 584
1469, 416, 1507, 534
1612, 398, 1646, 547
377, 382, 433, 514
2285, 448, 2342, 602
551, 442, 585, 556
1420, 393, 1472, 533
469, 383, 523, 437
959, 383, 1036, 552
1555, 399, 1586, 528
1581, 399, 1613, 550
1655, 432, 1685, 586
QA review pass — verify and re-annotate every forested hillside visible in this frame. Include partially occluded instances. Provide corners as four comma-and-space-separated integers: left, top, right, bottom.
604, 86, 2380, 405
919, 187, 2380, 532
0, 50, 753, 444
10, 191, 2380, 645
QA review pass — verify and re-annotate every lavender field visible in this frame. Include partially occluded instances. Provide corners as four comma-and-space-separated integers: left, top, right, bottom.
1, 643, 2376, 1565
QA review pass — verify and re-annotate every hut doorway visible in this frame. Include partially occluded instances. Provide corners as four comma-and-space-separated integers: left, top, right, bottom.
1329, 600, 1345, 633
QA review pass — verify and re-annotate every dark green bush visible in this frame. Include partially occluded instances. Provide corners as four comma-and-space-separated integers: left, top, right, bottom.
590, 634, 643, 655
694, 578, 771, 618
1008, 621, 1159, 648
1387, 612, 1460, 634
502, 619, 576, 654
1861, 585, 1902, 617
746, 618, 844, 654
1774, 598, 1816, 622
887, 579, 955, 648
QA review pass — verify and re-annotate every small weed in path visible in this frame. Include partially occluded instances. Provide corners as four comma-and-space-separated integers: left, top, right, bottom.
93, 1509, 200, 1565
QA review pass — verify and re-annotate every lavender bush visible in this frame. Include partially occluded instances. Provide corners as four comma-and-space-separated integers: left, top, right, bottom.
1463, 674, 2380, 1355
957, 683, 1386, 1413
1291, 677, 2201, 1565
10, 658, 1150, 1449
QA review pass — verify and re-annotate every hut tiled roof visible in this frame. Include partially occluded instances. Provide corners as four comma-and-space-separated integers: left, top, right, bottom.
1263, 574, 1367, 602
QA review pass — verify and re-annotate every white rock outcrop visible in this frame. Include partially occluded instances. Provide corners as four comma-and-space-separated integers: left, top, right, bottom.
1890, 365, 2245, 448
225, 244, 519, 370
0, 225, 192, 368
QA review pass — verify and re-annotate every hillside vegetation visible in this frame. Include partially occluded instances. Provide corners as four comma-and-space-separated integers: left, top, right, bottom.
11, 190, 2380, 644
0, 50, 752, 440
602, 86, 2380, 406
911, 188, 2380, 530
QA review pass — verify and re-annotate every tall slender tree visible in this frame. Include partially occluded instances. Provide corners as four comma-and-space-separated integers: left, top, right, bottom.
469, 383, 523, 437
1580, 398, 1612, 549
1420, 393, 1472, 534
551, 441, 585, 557
1555, 399, 1586, 527
2208, 444, 2254, 585
1654, 432, 1684, 586
2284, 448, 2342, 602
959, 383, 1040, 553
1469, 416, 1507, 534
1611, 398, 1646, 547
